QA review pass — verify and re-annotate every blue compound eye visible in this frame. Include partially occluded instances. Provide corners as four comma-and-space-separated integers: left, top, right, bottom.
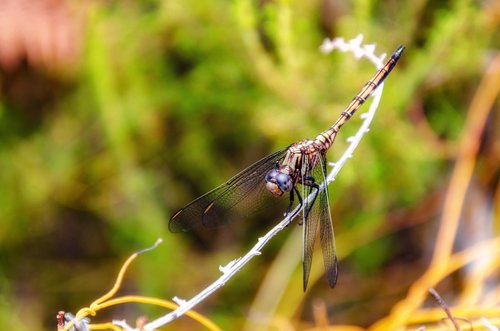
265, 169, 278, 182
276, 173, 293, 192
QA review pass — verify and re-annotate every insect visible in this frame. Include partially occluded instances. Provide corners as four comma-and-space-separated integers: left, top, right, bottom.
169, 45, 405, 291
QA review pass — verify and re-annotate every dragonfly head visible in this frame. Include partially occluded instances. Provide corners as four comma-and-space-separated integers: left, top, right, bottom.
265, 169, 293, 196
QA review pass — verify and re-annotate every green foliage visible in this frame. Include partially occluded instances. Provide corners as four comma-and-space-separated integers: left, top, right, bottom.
0, 0, 496, 329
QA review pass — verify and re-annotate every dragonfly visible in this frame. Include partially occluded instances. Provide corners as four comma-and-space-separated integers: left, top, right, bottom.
169, 45, 405, 291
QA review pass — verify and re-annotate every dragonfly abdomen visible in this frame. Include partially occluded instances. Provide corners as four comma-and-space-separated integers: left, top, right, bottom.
314, 129, 336, 151
314, 45, 405, 153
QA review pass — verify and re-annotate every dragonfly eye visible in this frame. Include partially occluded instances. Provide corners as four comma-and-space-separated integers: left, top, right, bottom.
275, 173, 293, 192
266, 169, 291, 196
265, 169, 293, 195
266, 181, 283, 196
265, 169, 279, 182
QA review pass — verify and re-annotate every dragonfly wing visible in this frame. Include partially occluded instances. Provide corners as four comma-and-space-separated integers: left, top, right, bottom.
302, 154, 338, 291
301, 155, 320, 292
169, 148, 288, 233
317, 154, 338, 288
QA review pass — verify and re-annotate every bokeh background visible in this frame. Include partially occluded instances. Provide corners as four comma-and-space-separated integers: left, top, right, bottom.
0, 0, 498, 330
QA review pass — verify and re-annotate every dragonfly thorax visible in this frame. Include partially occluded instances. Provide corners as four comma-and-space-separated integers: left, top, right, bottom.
265, 168, 293, 196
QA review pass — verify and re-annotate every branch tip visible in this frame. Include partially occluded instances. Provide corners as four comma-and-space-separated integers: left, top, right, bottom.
137, 238, 163, 255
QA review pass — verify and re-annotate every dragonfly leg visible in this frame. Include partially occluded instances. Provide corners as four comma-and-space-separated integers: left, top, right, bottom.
306, 185, 320, 217
292, 186, 304, 224
285, 188, 295, 216
303, 176, 319, 218
306, 176, 315, 195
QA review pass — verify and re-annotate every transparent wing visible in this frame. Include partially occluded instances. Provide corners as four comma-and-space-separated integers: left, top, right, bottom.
317, 154, 338, 288
301, 153, 320, 291
169, 148, 288, 233
302, 153, 338, 291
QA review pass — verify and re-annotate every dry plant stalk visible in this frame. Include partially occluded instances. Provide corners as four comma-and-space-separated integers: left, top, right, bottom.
370, 53, 500, 331
58, 239, 221, 331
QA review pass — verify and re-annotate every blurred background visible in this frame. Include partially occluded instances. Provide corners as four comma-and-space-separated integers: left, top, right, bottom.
0, 0, 498, 330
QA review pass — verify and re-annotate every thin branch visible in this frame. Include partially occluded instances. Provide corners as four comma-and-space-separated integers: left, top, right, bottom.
429, 288, 462, 331
63, 240, 163, 331
142, 35, 389, 331
372, 237, 500, 330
